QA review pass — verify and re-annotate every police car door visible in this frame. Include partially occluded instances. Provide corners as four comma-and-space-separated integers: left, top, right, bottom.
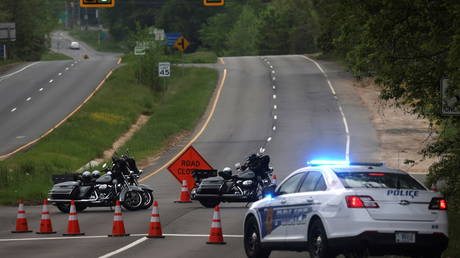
284, 171, 327, 241
260, 172, 305, 242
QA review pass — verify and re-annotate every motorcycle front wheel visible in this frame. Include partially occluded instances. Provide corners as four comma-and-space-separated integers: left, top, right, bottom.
140, 191, 154, 209
122, 191, 143, 211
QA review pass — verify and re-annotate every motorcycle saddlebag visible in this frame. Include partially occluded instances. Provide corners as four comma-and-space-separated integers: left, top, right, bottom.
196, 176, 224, 194
49, 181, 79, 200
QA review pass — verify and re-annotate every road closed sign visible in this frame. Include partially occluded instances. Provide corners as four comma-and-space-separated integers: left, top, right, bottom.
167, 146, 214, 190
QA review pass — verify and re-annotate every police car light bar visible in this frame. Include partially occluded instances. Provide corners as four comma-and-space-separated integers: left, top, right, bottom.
307, 160, 350, 166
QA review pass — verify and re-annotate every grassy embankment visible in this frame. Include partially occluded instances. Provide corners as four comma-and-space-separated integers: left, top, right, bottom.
40, 50, 73, 61
0, 54, 218, 204
69, 30, 126, 53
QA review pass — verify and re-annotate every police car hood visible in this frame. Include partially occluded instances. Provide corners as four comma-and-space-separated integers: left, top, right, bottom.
352, 188, 443, 221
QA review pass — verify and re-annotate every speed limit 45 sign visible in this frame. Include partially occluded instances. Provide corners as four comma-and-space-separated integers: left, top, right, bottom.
158, 62, 170, 77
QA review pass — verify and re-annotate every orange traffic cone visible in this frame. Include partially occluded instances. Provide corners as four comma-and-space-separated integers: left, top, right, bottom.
63, 200, 84, 236
206, 205, 226, 245
174, 180, 192, 203
271, 174, 277, 185
36, 200, 56, 234
11, 200, 32, 233
108, 200, 129, 237
147, 201, 165, 238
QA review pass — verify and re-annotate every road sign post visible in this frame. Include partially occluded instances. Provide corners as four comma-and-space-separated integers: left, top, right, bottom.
441, 78, 460, 115
167, 146, 214, 190
159, 62, 170, 93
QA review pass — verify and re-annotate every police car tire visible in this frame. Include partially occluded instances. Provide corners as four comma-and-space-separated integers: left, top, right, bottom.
244, 216, 271, 258
308, 219, 335, 258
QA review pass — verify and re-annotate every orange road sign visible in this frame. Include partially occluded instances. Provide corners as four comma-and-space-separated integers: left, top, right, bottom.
80, 0, 115, 8
167, 146, 214, 190
174, 36, 190, 52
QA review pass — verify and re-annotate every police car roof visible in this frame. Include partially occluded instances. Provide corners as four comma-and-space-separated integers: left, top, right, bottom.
329, 166, 406, 174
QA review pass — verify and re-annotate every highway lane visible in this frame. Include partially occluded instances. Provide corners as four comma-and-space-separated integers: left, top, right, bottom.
0, 55, 381, 258
0, 31, 119, 157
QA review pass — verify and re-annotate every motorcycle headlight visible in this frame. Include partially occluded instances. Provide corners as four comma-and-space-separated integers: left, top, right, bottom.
242, 180, 253, 186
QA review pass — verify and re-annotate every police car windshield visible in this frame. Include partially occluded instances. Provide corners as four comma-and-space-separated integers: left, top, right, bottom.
335, 172, 425, 189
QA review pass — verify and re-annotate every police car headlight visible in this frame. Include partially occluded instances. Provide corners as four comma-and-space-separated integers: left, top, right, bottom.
242, 180, 253, 186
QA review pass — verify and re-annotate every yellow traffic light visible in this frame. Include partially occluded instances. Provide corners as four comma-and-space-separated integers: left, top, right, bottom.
80, 0, 115, 8
203, 0, 224, 6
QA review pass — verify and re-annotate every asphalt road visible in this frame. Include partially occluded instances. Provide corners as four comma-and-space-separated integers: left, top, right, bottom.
0, 31, 119, 157
0, 55, 404, 258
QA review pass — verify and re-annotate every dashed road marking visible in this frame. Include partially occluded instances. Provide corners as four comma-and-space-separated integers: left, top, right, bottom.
39, 88, 43, 92
16, 136, 26, 139
267, 137, 272, 142
274, 115, 278, 120
11, 108, 16, 112
49, 79, 53, 83
272, 77, 276, 81
272, 70, 275, 74
273, 94, 276, 99
274, 105, 277, 110
26, 97, 31, 102
273, 85, 276, 90
58, 73, 62, 76
273, 126, 276, 131
65, 67, 69, 71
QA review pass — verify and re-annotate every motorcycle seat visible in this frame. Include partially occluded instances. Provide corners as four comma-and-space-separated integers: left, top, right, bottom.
236, 171, 255, 180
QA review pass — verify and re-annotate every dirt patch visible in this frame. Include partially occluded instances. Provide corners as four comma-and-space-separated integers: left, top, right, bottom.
94, 114, 150, 163
352, 78, 437, 173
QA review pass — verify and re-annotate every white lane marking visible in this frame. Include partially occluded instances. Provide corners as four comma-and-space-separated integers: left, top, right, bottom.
303, 55, 350, 161
0, 62, 40, 81
99, 233, 244, 258
274, 105, 277, 110
65, 67, 69, 71
39, 88, 43, 92
273, 126, 277, 131
99, 237, 147, 258
272, 77, 276, 81
273, 94, 276, 99
274, 115, 278, 120
58, 73, 62, 76
10, 108, 17, 112
16, 136, 26, 139
272, 70, 275, 74
71, 64, 74, 67
270, 65, 273, 69
49, 79, 53, 83
267, 137, 272, 142
26, 97, 31, 102
273, 85, 276, 90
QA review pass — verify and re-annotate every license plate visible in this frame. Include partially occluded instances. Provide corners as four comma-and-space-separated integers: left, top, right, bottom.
395, 231, 416, 243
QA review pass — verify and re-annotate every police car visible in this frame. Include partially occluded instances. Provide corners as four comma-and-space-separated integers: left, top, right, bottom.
243, 161, 448, 258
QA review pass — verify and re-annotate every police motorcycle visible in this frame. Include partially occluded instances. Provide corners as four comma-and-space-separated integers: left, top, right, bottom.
191, 153, 275, 208
119, 153, 154, 209
48, 155, 153, 213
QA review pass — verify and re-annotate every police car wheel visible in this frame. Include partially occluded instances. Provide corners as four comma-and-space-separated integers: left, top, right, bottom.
308, 219, 335, 258
244, 216, 271, 258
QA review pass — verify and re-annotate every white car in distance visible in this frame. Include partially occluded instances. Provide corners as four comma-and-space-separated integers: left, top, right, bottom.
243, 160, 448, 258
70, 41, 80, 50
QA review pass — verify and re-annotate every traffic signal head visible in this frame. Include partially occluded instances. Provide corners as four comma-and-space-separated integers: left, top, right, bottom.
203, 0, 224, 6
80, 0, 115, 8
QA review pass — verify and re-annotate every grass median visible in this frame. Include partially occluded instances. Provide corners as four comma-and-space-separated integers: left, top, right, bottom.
0, 56, 218, 204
